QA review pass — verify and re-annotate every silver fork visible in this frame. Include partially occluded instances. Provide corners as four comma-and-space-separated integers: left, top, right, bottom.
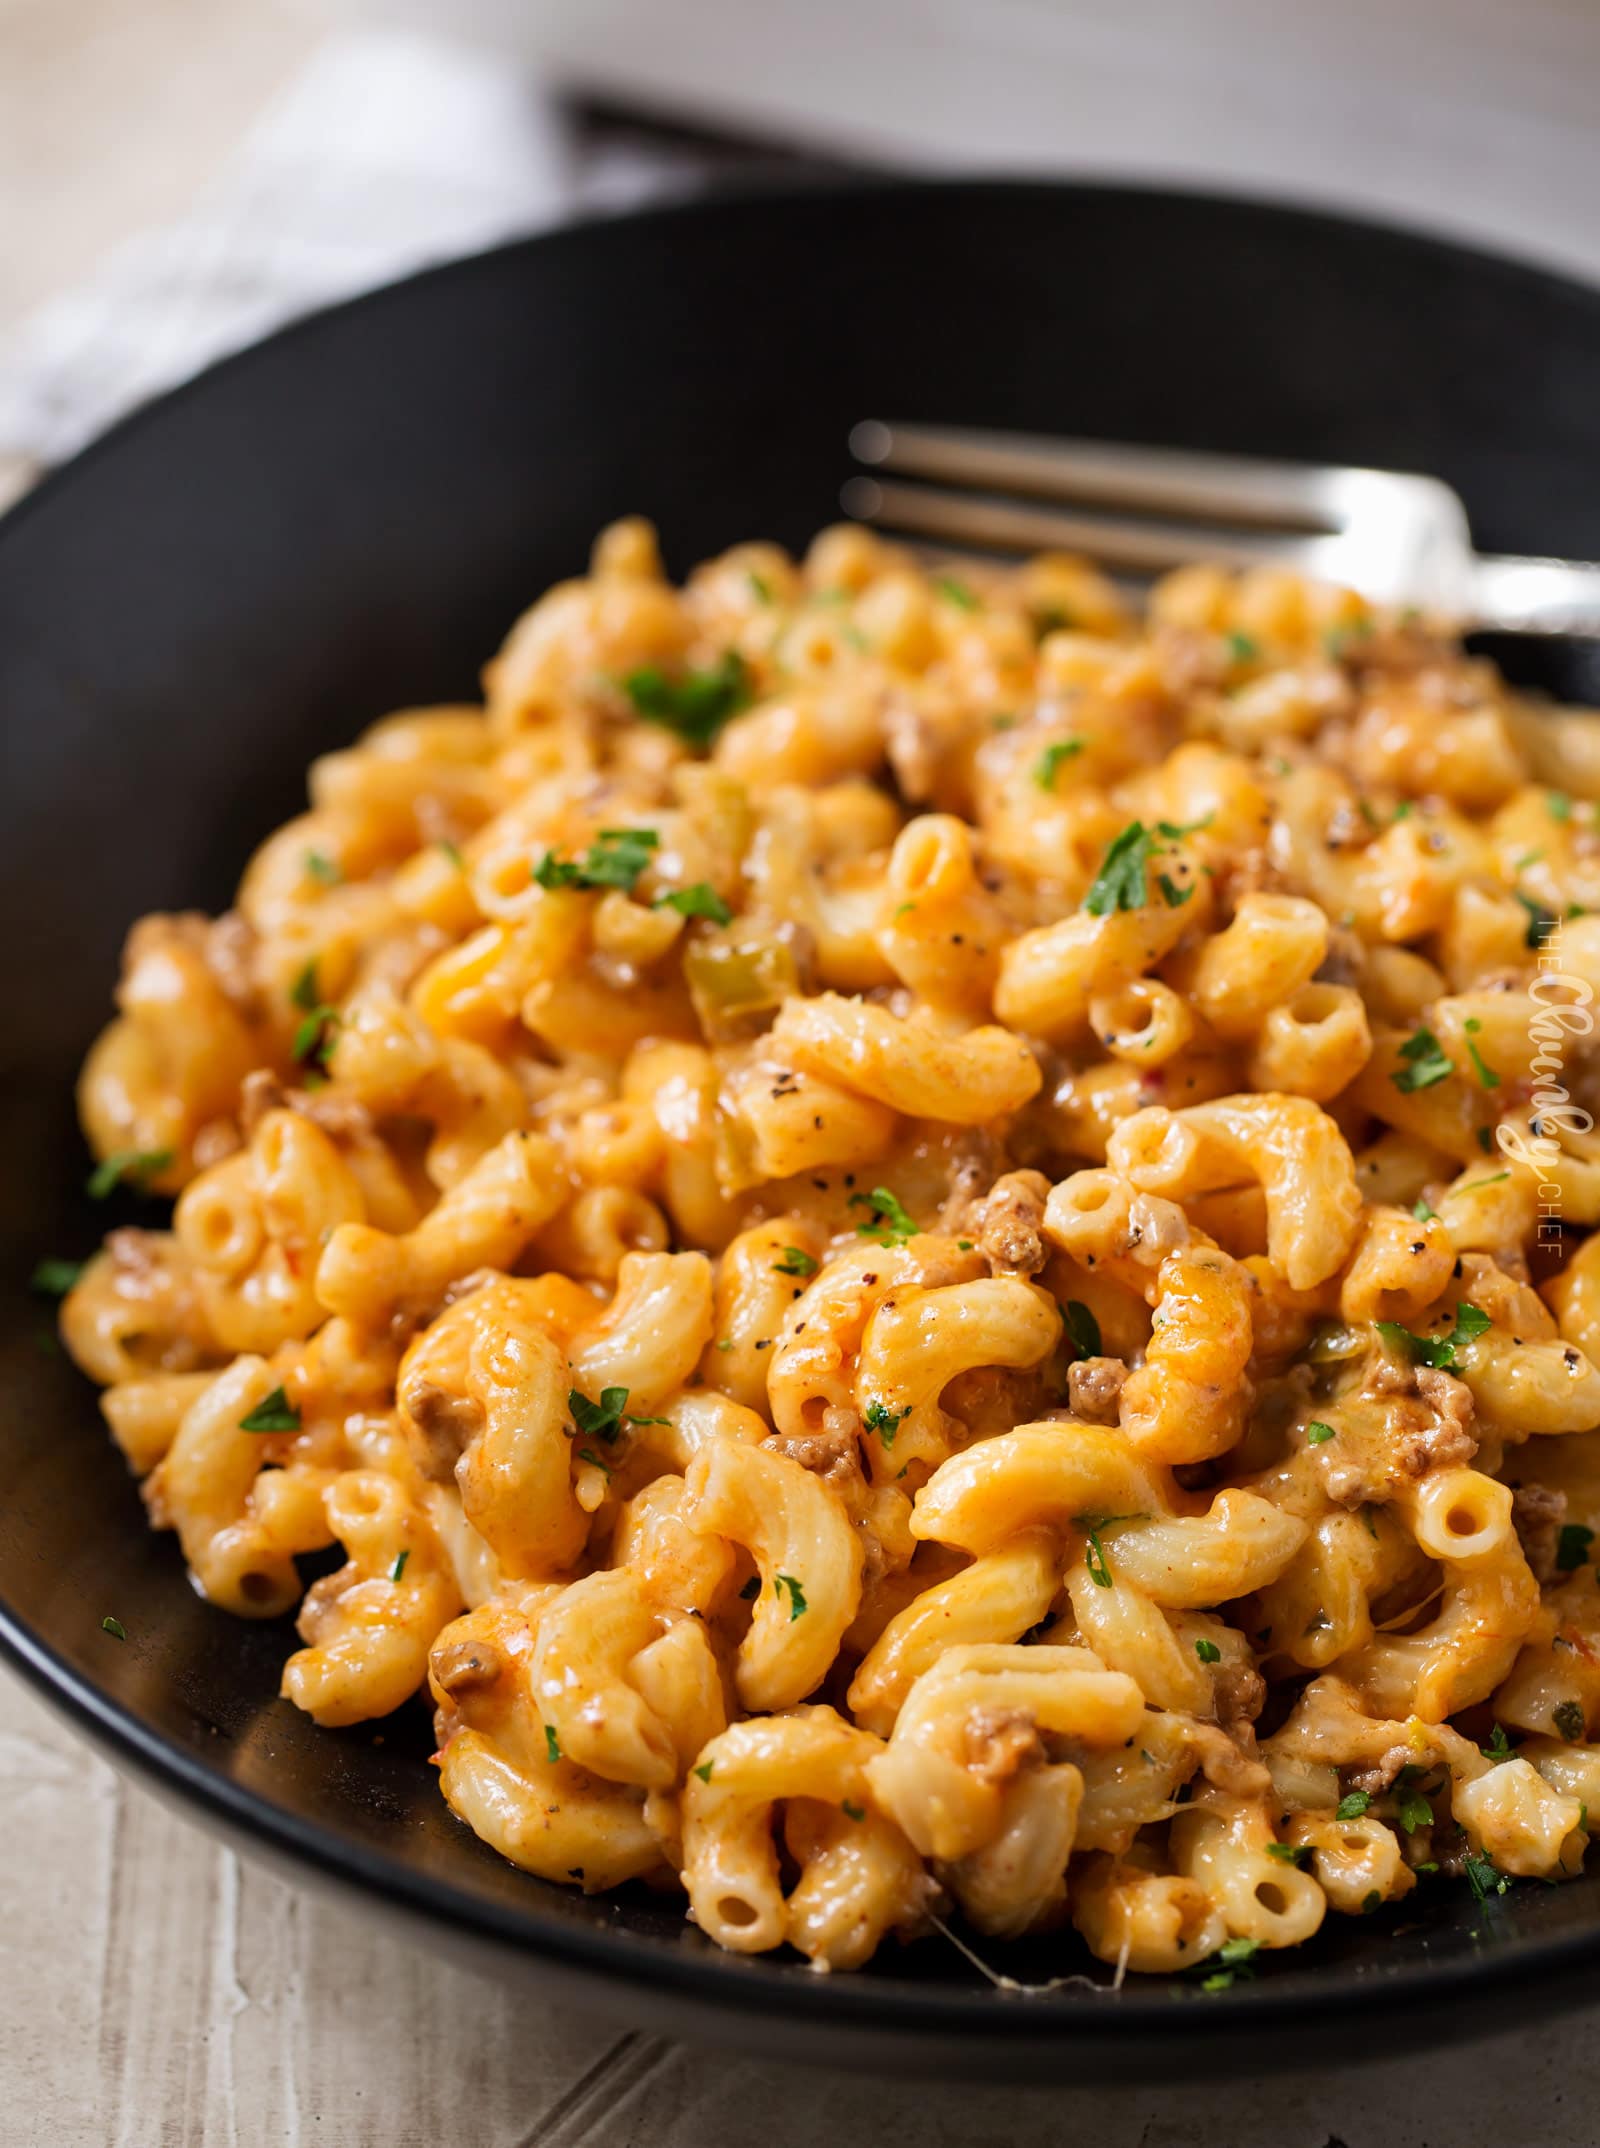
843, 421, 1600, 635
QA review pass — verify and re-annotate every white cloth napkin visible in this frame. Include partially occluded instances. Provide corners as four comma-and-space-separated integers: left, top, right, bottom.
0, 26, 705, 477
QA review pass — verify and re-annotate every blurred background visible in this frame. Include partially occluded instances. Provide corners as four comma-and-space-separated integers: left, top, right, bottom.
6, 0, 1600, 513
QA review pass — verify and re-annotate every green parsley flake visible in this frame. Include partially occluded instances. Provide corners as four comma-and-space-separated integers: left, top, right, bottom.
101, 1616, 127, 1641
863, 1401, 910, 1446
1462, 1017, 1500, 1090
656, 882, 734, 925
694, 1760, 715, 1783
748, 572, 773, 603
1412, 1197, 1437, 1222
1306, 1421, 1336, 1445
1376, 1302, 1491, 1371
289, 957, 321, 1012
391, 1550, 410, 1583
1392, 1027, 1453, 1092
1336, 1790, 1372, 1820
774, 1573, 808, 1621
1083, 821, 1155, 916
569, 1385, 666, 1445
1554, 1699, 1586, 1743
304, 850, 342, 885
1465, 1851, 1510, 1902
1396, 1791, 1433, 1834
1266, 1842, 1311, 1866
544, 1725, 562, 1765
239, 1386, 301, 1433
1033, 739, 1085, 791
1481, 1723, 1514, 1764
292, 1003, 341, 1072
439, 839, 465, 869
1556, 1523, 1594, 1573
1157, 871, 1193, 908
30, 1258, 82, 1297
623, 652, 751, 747
935, 575, 979, 610
1194, 1639, 1222, 1664
850, 1186, 919, 1245
1227, 631, 1260, 663
1457, 1172, 1510, 1196
1074, 1513, 1143, 1589
535, 826, 660, 895
1514, 891, 1558, 948
575, 1447, 612, 1477
772, 1247, 819, 1279
1548, 791, 1574, 822
1063, 1300, 1102, 1359
87, 1148, 174, 1200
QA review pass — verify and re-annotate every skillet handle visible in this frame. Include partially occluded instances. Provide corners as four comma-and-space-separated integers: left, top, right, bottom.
1471, 554, 1600, 635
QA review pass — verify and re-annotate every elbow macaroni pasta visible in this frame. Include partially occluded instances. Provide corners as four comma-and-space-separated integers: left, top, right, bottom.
55, 520, 1600, 1978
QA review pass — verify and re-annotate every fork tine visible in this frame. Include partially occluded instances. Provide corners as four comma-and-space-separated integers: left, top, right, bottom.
841, 474, 1343, 580
849, 421, 1347, 534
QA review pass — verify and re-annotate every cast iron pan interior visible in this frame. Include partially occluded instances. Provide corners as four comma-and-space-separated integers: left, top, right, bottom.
5, 179, 1600, 2076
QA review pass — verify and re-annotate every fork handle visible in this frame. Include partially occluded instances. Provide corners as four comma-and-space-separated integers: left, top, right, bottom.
1471, 555, 1600, 635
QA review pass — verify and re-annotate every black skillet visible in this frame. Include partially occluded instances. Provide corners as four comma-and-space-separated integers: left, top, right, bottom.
5, 179, 1600, 2079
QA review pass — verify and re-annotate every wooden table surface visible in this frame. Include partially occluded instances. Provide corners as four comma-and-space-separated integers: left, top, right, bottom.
9, 3, 1600, 2139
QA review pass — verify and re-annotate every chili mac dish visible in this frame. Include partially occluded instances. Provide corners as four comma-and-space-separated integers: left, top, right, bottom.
54, 519, 1600, 1977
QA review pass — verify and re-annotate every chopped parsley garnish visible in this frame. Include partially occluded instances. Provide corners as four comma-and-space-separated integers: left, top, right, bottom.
1392, 1027, 1453, 1092
292, 1002, 341, 1071
693, 1760, 714, 1783
1514, 891, 1558, 948
1412, 1197, 1437, 1222
1554, 1699, 1586, 1743
289, 957, 321, 1011
1033, 739, 1085, 791
1548, 791, 1574, 822
1266, 1842, 1311, 1866
656, 881, 733, 925
841, 1799, 866, 1821
774, 1572, 808, 1621
569, 1386, 666, 1445
1481, 1723, 1514, 1764
575, 1447, 612, 1477
1376, 1302, 1491, 1370
535, 826, 660, 895
1195, 1639, 1221, 1664
623, 651, 751, 747
101, 1616, 127, 1641
1227, 631, 1259, 663
748, 572, 773, 603
850, 1186, 919, 1245
1336, 1790, 1372, 1820
87, 1148, 174, 1200
1063, 1300, 1102, 1359
935, 575, 978, 610
390, 1550, 410, 1583
1075, 1513, 1143, 1588
30, 1258, 82, 1296
1462, 1018, 1499, 1090
1157, 871, 1193, 907
438, 839, 464, 869
1306, 1421, 1336, 1445
1199, 1935, 1260, 1991
304, 850, 341, 885
1556, 1523, 1594, 1573
239, 1387, 301, 1433
1464, 1851, 1510, 1902
1396, 1791, 1433, 1834
863, 1401, 910, 1445
544, 1725, 562, 1765
1083, 822, 1155, 916
772, 1246, 819, 1278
